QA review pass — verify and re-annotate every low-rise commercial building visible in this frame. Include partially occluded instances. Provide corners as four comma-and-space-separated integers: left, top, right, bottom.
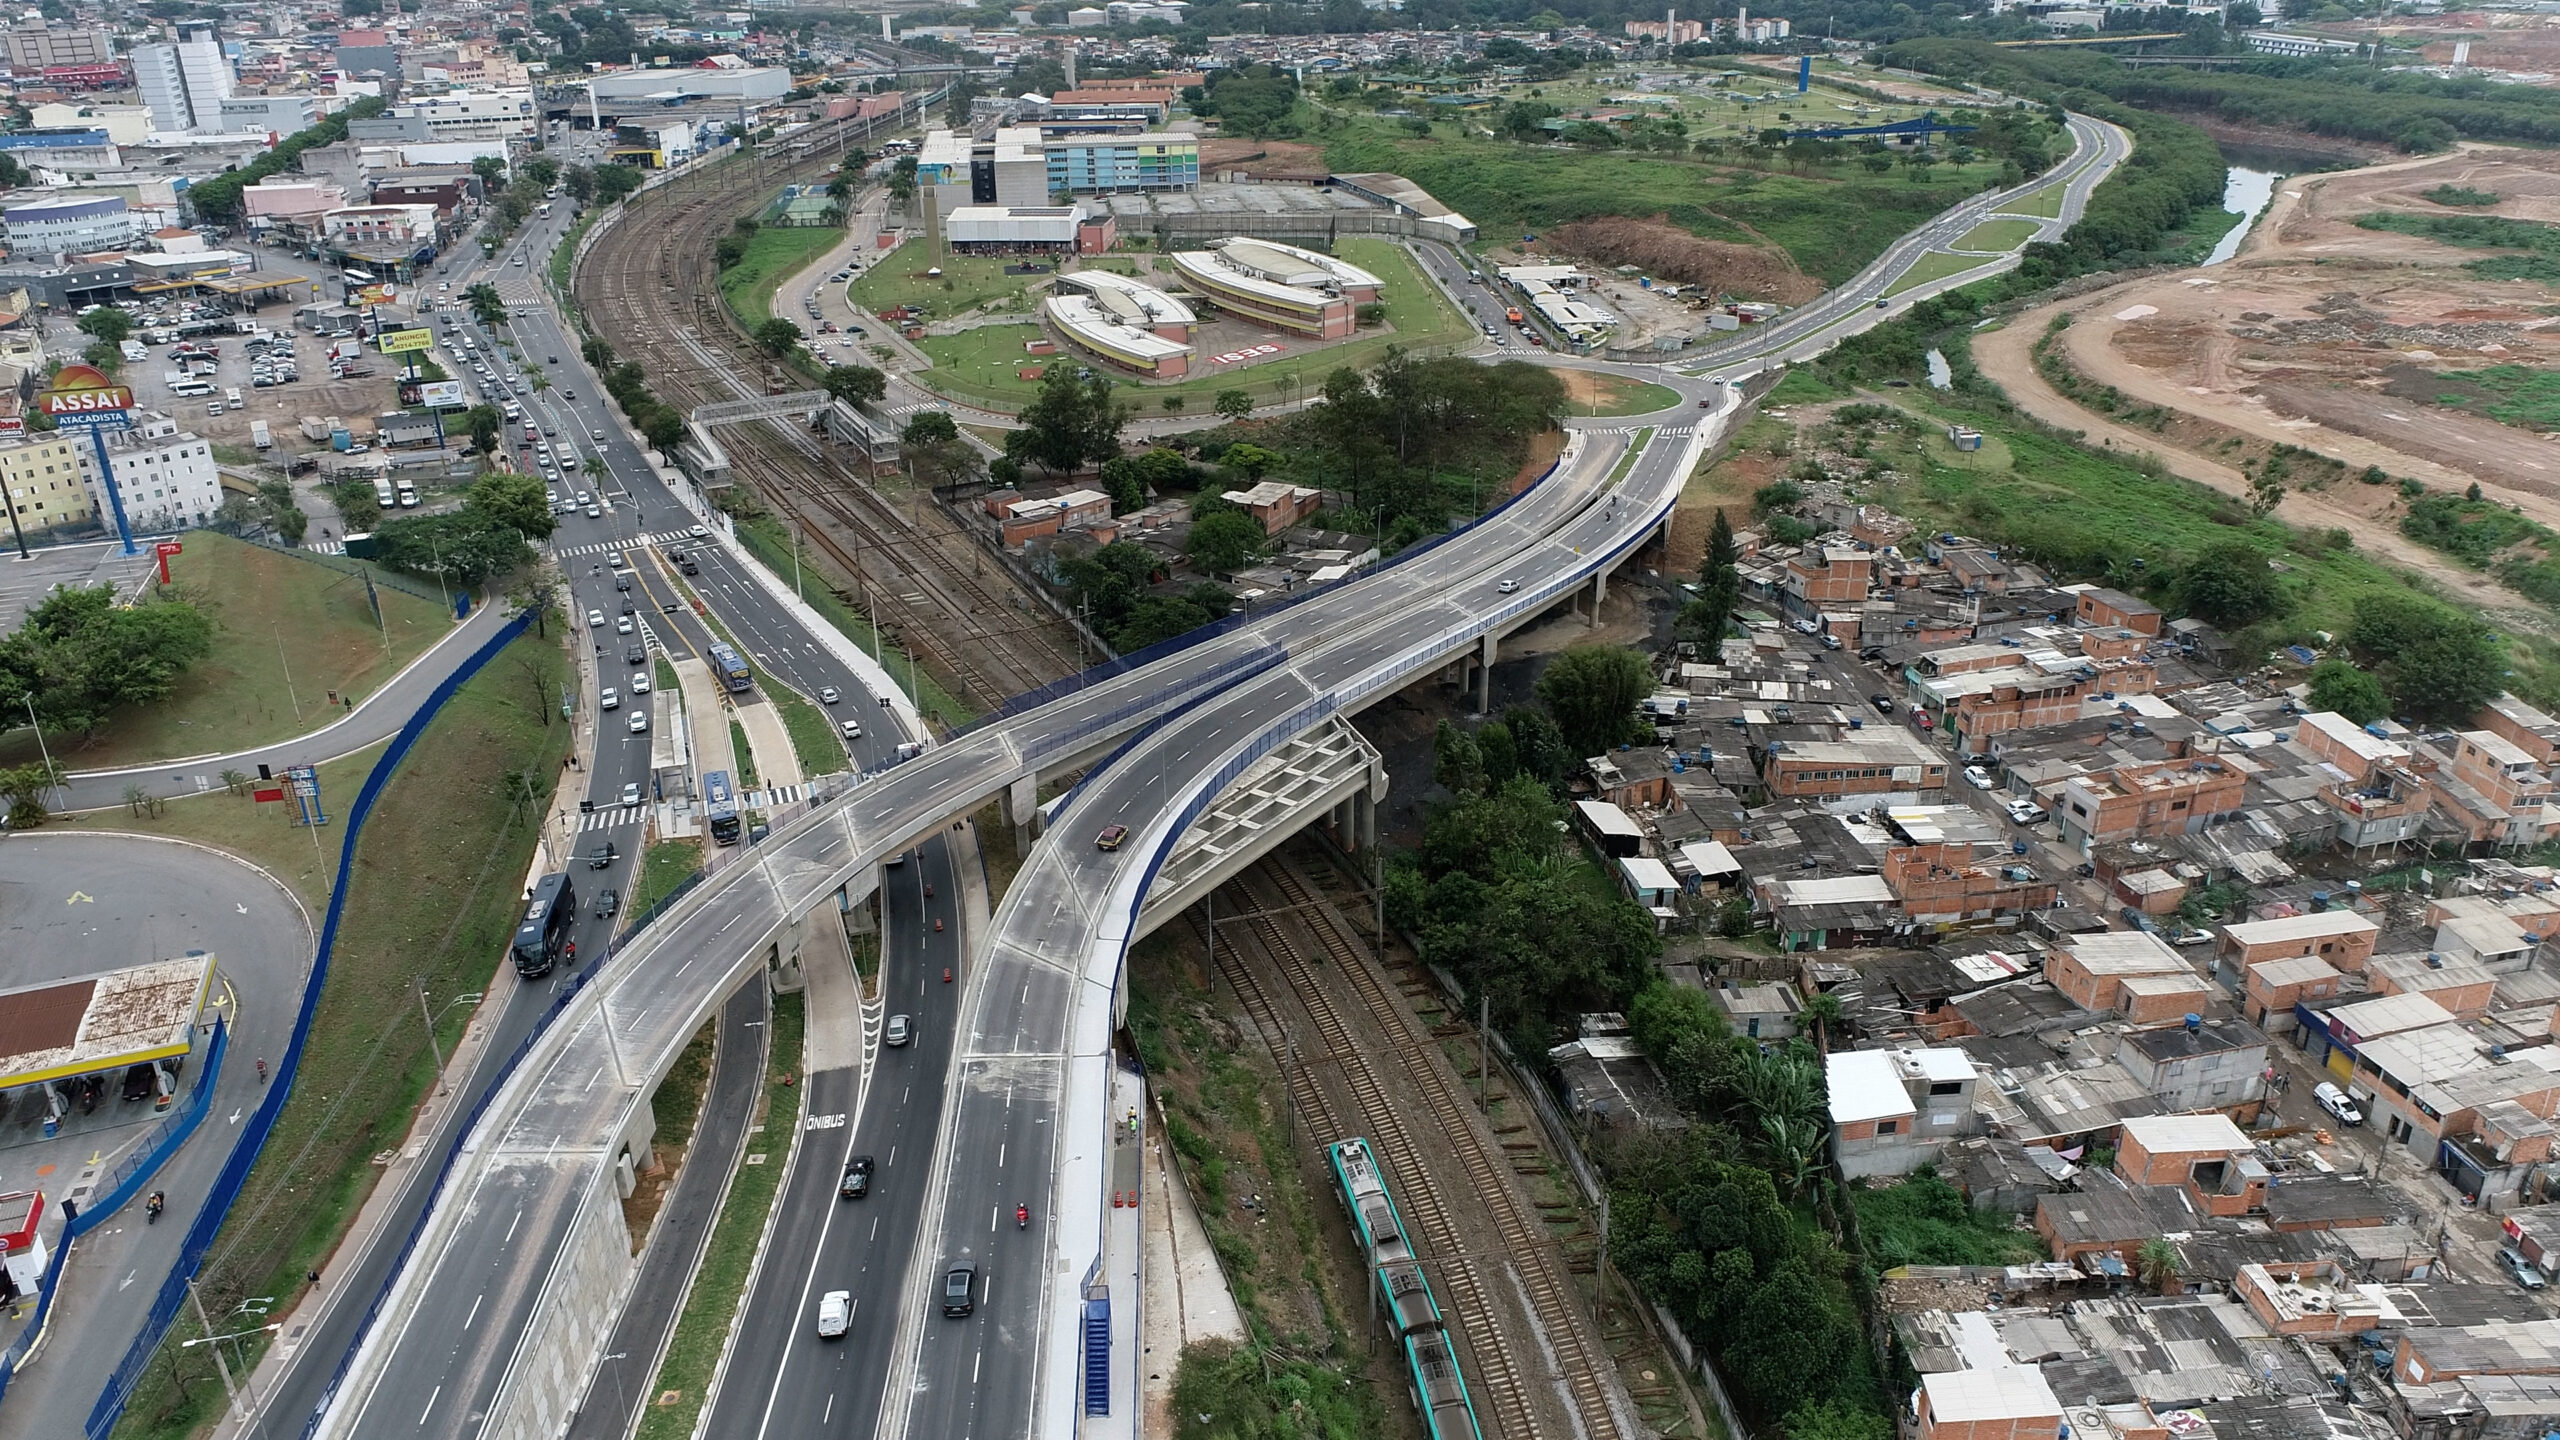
2, 193, 136, 259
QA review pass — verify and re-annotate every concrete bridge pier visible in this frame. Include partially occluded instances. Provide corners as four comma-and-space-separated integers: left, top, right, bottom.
1005, 773, 1041, 852
1476, 632, 1497, 714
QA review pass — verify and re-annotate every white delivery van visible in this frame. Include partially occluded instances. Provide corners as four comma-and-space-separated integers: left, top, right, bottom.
224, 387, 243, 410
119, 339, 147, 363
373, 478, 396, 507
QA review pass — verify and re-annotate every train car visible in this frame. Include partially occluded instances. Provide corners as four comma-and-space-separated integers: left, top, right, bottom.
1403, 1327, 1485, 1440
1328, 1138, 1441, 1335
707, 639, 752, 694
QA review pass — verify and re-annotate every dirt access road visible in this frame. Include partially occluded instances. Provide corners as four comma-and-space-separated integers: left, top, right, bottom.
1971, 144, 2560, 624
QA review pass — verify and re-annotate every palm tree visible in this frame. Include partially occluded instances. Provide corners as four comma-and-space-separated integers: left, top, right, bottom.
2138, 1238, 2181, 1294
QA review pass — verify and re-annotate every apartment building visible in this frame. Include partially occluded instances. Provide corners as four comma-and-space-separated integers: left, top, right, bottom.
1916, 1368, 2062, 1440
2044, 930, 2209, 1027
2220, 910, 2382, 974
1762, 727, 1947, 800
2073, 586, 2163, 636
2, 195, 138, 259
2114, 1113, 2267, 1217
2475, 695, 2560, 767
3, 23, 114, 71
0, 432, 97, 533
1826, 1046, 1979, 1179
77, 414, 219, 532
2115, 1017, 2269, 1115
133, 29, 231, 134
2050, 754, 2248, 853
1882, 841, 2057, 929
2240, 954, 2343, 1033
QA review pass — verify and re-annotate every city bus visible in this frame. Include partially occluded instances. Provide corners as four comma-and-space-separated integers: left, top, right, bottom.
707, 640, 752, 694
704, 770, 740, 846
512, 871, 580, 976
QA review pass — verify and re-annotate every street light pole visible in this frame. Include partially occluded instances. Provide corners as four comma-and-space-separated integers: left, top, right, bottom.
21, 692, 56, 811
415, 981, 485, 1096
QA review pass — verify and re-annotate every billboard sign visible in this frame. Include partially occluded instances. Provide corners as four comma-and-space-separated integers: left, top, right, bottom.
416, 380, 467, 409
37, 363, 131, 429
375, 326, 434, 354
0, 418, 25, 438
354, 284, 397, 306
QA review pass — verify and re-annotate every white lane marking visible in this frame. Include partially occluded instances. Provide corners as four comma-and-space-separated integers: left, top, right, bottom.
419, 1385, 441, 1425
464, 1293, 484, 1329
505, 1209, 523, 1244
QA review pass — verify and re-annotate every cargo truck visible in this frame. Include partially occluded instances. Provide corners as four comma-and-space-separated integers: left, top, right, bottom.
249, 420, 272, 449
373, 478, 396, 507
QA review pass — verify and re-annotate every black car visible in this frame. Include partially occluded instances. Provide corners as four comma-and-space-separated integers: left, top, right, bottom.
942, 1261, 977, 1316
588, 840, 618, 870
626, 644, 645, 664
121, 1062, 158, 1102
839, 1154, 875, 1199
594, 887, 620, 918
1870, 693, 1894, 714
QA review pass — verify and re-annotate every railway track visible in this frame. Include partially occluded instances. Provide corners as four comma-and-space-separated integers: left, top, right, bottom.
1214, 866, 1545, 1440
572, 107, 1080, 712
1260, 857, 1626, 1440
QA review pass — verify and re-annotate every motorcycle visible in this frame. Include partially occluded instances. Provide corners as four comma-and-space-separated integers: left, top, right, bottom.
1016, 1204, 1028, 1230
145, 1192, 165, 1225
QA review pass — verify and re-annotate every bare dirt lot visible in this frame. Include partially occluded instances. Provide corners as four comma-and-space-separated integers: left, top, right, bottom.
1973, 147, 2560, 573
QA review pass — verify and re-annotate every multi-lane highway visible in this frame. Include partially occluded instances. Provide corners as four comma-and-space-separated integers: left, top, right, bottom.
234, 163, 967, 1440
298, 111, 2126, 1440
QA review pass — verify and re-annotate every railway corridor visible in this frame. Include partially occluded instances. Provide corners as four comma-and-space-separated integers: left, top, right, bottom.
575, 126, 1080, 714
1215, 848, 1635, 1440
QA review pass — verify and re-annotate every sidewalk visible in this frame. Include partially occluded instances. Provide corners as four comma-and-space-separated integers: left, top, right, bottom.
1139, 1095, 1246, 1438
735, 698, 803, 789
676, 657, 738, 780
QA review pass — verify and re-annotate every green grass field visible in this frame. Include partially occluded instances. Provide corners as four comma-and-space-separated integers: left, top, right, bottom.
1324, 123, 2007, 287
102, 629, 576, 1439
765, 682, 847, 777
718, 224, 846, 327
635, 990, 801, 1440
848, 250, 1054, 321
2001, 183, 2070, 219
1954, 218, 2040, 252
909, 237, 1472, 411
0, 531, 452, 772
634, 837, 704, 917
1885, 250, 2001, 297
1792, 362, 2431, 639
1566, 372, 1685, 416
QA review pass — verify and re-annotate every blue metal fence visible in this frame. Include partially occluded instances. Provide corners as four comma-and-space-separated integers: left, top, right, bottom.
63, 609, 538, 1440
0, 1019, 230, 1405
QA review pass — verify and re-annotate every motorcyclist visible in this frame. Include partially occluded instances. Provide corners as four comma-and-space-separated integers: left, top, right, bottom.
1016, 1203, 1028, 1228
146, 1191, 165, 1223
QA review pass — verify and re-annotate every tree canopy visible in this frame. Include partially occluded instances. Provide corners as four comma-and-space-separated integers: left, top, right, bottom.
1012, 365, 1130, 474
0, 584, 214, 738
2177, 540, 2286, 628
1534, 643, 1651, 757
2342, 592, 2506, 724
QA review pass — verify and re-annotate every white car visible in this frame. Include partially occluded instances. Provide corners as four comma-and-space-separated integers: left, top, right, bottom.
599, 687, 619, 710
631, 673, 651, 695
586, 609, 604, 628
2006, 799, 2048, 825
2313, 1081, 2363, 1127
816, 1289, 851, 1339
1962, 766, 1997, 790
820, 687, 840, 705
628, 710, 649, 734
841, 719, 862, 740
615, 615, 633, 635
621, 781, 642, 806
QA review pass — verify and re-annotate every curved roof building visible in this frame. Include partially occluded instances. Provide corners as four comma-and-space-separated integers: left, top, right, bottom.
1054, 268, 1196, 335
1166, 238, 1383, 340
1044, 274, 1196, 379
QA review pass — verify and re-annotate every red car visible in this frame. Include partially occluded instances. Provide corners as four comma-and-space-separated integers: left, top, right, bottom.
1096, 824, 1127, 851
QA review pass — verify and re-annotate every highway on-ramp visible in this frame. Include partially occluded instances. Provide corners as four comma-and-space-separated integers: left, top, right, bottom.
297, 111, 2126, 1440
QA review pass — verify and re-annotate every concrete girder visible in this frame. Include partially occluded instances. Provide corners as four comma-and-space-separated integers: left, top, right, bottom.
1132, 715, 1384, 937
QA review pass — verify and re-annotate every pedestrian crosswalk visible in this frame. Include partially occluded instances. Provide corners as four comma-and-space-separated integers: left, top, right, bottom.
572, 783, 807, 833
576, 804, 646, 832
556, 530, 700, 559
